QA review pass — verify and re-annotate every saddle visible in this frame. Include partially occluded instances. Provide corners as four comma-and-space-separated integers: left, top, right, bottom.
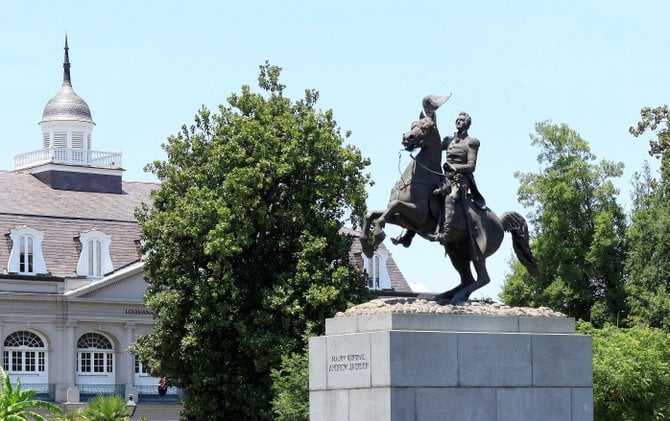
441, 195, 488, 255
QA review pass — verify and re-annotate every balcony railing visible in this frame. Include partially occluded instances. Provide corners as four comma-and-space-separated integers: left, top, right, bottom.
78, 384, 125, 401
14, 383, 56, 401
13, 148, 122, 170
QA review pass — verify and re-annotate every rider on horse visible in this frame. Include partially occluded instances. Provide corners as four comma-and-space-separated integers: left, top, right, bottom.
361, 97, 538, 301
433, 112, 487, 247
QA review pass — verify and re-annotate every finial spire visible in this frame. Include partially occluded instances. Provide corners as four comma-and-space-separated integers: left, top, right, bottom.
63, 34, 71, 86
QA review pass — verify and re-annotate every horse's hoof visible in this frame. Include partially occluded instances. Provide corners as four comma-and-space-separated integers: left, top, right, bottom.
361, 241, 375, 259
435, 290, 455, 301
391, 235, 413, 248
451, 290, 471, 303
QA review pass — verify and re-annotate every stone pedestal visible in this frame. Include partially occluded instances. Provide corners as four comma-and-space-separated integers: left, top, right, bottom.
309, 312, 592, 421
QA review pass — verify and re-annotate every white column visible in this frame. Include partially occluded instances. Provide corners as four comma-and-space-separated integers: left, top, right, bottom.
0, 320, 4, 368
64, 322, 76, 384
54, 323, 64, 387
56, 321, 79, 403
124, 323, 137, 401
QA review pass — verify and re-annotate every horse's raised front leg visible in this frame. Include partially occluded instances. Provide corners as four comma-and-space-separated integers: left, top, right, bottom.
363, 200, 426, 256
375, 199, 425, 232
361, 210, 384, 258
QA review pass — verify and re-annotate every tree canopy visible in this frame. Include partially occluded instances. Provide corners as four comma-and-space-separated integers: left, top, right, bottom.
501, 121, 627, 323
579, 322, 670, 420
629, 104, 670, 163
625, 105, 670, 330
133, 62, 372, 419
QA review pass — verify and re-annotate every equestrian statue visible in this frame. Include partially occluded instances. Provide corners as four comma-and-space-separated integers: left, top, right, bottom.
360, 95, 539, 302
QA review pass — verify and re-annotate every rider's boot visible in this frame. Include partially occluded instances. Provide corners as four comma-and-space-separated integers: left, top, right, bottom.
437, 193, 457, 245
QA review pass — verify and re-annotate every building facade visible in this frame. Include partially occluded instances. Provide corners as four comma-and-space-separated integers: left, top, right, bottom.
0, 38, 176, 406
0, 39, 411, 412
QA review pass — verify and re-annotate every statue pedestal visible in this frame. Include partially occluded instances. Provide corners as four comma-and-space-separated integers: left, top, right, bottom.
309, 311, 592, 421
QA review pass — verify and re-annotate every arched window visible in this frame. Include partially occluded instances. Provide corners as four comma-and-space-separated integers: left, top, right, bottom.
7, 227, 47, 275
76, 231, 113, 278
3, 331, 47, 374
77, 333, 114, 374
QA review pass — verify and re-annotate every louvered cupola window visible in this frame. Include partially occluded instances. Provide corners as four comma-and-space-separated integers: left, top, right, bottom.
53, 132, 67, 148
71, 132, 84, 149
71, 132, 85, 163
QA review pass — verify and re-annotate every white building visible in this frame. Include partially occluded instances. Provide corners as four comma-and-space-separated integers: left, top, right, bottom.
0, 38, 411, 416
0, 38, 178, 415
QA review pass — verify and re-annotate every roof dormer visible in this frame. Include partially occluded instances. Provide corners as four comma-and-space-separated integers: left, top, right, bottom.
7, 226, 48, 275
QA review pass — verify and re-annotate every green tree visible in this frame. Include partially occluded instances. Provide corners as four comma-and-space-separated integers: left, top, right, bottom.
626, 105, 670, 330
501, 121, 627, 323
133, 62, 372, 419
629, 104, 670, 162
578, 322, 670, 420
270, 351, 308, 421
0, 367, 62, 420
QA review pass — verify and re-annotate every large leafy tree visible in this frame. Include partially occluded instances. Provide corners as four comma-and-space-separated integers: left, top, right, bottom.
133, 63, 372, 419
626, 105, 670, 330
501, 121, 627, 323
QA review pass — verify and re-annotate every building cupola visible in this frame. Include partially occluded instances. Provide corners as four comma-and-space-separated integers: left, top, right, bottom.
38, 35, 95, 154
13, 36, 124, 194
40, 36, 95, 126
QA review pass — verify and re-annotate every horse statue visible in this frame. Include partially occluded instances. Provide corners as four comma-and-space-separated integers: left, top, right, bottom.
360, 96, 538, 302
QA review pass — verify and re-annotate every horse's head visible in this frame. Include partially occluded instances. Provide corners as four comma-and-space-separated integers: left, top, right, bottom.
402, 113, 437, 151
401, 95, 452, 151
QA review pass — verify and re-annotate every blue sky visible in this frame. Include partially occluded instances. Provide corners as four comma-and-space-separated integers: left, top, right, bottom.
2, 1, 669, 298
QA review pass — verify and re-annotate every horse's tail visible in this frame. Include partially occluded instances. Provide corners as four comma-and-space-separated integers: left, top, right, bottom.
501, 211, 540, 277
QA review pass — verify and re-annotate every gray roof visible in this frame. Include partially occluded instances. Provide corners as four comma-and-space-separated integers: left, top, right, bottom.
0, 171, 155, 278
0, 171, 154, 221
0, 170, 411, 292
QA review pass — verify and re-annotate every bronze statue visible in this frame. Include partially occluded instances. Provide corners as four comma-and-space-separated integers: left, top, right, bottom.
433, 111, 486, 247
360, 96, 538, 302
